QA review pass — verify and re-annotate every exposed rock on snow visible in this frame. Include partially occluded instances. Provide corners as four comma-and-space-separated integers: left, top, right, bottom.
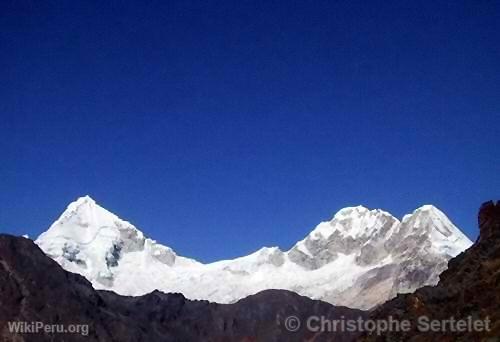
35, 196, 473, 309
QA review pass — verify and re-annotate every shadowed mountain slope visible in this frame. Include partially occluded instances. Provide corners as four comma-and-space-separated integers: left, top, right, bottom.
0, 234, 365, 341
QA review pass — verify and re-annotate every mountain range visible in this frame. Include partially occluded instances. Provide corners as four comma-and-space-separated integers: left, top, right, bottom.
1, 200, 498, 341
35, 196, 472, 309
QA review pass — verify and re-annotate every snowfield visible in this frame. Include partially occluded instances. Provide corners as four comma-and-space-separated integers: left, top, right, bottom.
36, 196, 472, 309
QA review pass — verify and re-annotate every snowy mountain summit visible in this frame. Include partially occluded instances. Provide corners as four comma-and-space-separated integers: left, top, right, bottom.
36, 196, 472, 309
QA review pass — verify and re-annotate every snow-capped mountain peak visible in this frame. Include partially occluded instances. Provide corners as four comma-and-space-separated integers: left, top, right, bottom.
35, 196, 473, 310
45, 195, 143, 241
36, 196, 181, 287
310, 206, 398, 239
398, 204, 472, 257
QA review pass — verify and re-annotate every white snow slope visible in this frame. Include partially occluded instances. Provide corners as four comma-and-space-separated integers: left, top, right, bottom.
36, 196, 473, 309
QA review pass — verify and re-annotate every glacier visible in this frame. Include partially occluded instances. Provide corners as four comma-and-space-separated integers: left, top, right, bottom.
35, 196, 473, 309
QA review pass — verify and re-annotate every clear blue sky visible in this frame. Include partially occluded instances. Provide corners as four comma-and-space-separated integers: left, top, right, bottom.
1, 1, 499, 262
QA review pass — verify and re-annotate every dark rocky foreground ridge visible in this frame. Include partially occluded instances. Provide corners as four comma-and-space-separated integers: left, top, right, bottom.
0, 232, 365, 341
0, 200, 499, 341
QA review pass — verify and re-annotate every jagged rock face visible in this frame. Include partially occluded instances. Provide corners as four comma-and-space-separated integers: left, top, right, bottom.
289, 208, 399, 270
0, 235, 366, 341
478, 200, 500, 242
35, 197, 472, 310
361, 200, 500, 341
